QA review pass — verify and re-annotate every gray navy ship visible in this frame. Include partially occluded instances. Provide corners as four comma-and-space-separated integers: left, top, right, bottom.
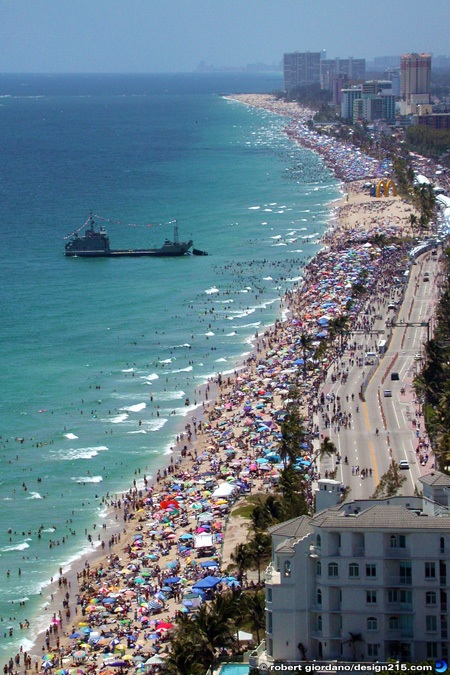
64, 214, 193, 257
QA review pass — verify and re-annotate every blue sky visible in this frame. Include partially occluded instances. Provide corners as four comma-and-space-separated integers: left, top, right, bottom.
1, 0, 449, 73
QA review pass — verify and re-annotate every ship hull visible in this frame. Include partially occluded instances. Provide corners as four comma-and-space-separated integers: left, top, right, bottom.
65, 246, 192, 258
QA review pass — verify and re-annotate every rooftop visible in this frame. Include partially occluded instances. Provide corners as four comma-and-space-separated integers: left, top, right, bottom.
420, 471, 450, 488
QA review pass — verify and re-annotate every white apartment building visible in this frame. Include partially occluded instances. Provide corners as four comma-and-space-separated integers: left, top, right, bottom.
258, 478, 450, 668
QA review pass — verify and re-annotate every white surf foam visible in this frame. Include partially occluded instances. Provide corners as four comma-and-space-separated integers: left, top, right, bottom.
72, 476, 103, 484
26, 492, 42, 500
1, 542, 30, 552
171, 365, 193, 373
110, 413, 129, 424
56, 446, 108, 461
64, 433, 78, 440
120, 402, 146, 413
205, 287, 219, 294
142, 373, 159, 382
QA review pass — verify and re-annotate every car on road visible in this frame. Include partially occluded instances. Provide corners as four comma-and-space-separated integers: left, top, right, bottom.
414, 353, 422, 361
399, 460, 409, 470
384, 390, 392, 397
391, 372, 399, 381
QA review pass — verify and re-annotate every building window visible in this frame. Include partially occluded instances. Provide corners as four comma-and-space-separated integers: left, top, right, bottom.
390, 534, 406, 548
366, 563, 376, 577
267, 611, 273, 633
368, 644, 379, 658
441, 537, 445, 554
427, 643, 438, 659
316, 534, 321, 549
317, 588, 322, 605
328, 563, 339, 577
338, 533, 341, 548
426, 615, 437, 633
425, 562, 436, 579
367, 617, 378, 631
284, 560, 291, 578
317, 615, 322, 632
426, 591, 436, 605
267, 588, 272, 602
388, 616, 399, 630
316, 561, 321, 577
349, 563, 359, 578
366, 590, 377, 604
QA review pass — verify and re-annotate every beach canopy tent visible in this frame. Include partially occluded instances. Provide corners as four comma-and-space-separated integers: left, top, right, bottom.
237, 630, 254, 642
192, 576, 221, 590
211, 483, 235, 499
200, 560, 218, 568
194, 533, 214, 549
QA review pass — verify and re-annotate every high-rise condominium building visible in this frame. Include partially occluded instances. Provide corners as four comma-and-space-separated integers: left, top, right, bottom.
250, 475, 450, 670
400, 53, 431, 102
283, 52, 321, 91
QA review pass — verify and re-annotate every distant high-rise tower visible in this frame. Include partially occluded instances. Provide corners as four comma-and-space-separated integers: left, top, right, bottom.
283, 52, 321, 90
400, 53, 431, 103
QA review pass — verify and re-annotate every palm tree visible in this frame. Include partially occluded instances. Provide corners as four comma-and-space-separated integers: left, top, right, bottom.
346, 632, 365, 661
230, 542, 253, 580
299, 332, 313, 379
164, 637, 205, 675
243, 591, 266, 643
409, 213, 418, 236
247, 531, 271, 585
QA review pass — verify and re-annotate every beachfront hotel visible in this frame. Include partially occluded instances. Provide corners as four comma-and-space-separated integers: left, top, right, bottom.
250, 473, 450, 668
400, 53, 432, 114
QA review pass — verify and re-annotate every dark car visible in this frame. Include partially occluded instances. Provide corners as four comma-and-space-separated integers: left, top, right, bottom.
391, 372, 399, 381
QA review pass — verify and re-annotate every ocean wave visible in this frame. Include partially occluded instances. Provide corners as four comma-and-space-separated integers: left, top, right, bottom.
232, 321, 261, 329
215, 357, 227, 362
121, 368, 135, 372
205, 286, 219, 294
270, 235, 282, 239
159, 358, 173, 363
170, 365, 193, 373
26, 492, 42, 500
120, 402, 146, 413
248, 206, 260, 210
170, 343, 191, 348
71, 476, 103, 484
144, 419, 168, 431
55, 445, 109, 461
152, 390, 185, 401
64, 433, 78, 439
226, 331, 237, 336
263, 276, 273, 280
110, 413, 129, 424
128, 430, 147, 434
0, 541, 30, 552
271, 242, 287, 247
228, 308, 255, 319
141, 373, 159, 382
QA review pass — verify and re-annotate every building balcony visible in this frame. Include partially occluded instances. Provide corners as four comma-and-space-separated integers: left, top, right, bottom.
265, 564, 280, 584
310, 630, 343, 640
384, 546, 411, 558
309, 603, 342, 613
352, 546, 365, 557
386, 628, 414, 638
385, 575, 412, 586
386, 602, 414, 612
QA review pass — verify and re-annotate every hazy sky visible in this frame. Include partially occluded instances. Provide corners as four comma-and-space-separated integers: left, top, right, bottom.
1, 0, 449, 73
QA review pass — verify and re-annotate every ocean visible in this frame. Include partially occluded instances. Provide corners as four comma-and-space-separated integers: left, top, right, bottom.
0, 72, 340, 660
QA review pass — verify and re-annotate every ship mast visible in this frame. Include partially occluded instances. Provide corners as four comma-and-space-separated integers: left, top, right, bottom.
173, 221, 179, 244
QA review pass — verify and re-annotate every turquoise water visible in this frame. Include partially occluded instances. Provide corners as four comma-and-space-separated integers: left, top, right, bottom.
218, 664, 250, 675
0, 73, 339, 660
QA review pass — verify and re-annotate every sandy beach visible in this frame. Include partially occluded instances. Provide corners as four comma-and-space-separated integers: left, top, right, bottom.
5, 94, 423, 675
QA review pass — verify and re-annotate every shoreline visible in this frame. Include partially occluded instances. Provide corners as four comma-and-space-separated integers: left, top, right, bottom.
4, 94, 420, 674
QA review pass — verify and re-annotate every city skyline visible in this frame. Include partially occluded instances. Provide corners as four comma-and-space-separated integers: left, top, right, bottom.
1, 0, 449, 73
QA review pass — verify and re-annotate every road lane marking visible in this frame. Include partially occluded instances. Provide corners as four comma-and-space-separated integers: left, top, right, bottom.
363, 401, 379, 485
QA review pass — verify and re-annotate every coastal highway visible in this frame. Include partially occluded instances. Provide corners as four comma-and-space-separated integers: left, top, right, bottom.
315, 249, 443, 501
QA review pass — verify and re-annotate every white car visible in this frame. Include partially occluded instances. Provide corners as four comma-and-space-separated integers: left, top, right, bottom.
399, 460, 409, 470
